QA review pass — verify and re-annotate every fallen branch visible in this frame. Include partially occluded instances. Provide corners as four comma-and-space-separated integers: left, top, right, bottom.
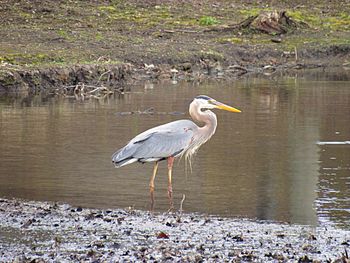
204, 15, 257, 32
162, 29, 199, 34
52, 82, 115, 101
228, 64, 248, 72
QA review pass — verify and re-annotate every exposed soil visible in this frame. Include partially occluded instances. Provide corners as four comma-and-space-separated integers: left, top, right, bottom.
1, 198, 350, 262
1, 0, 349, 91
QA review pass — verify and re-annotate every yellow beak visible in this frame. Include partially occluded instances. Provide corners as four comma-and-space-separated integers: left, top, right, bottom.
214, 101, 241, 113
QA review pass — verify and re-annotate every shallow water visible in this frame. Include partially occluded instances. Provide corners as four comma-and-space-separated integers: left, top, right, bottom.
0, 69, 349, 228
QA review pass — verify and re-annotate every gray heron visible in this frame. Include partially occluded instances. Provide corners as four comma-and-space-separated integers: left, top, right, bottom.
112, 95, 241, 210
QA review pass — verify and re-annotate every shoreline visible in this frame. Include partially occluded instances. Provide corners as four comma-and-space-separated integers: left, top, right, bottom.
1, 0, 349, 92
1, 198, 349, 261
1, 57, 349, 94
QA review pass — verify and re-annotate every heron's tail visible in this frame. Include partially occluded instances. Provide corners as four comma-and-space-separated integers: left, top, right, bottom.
111, 149, 137, 168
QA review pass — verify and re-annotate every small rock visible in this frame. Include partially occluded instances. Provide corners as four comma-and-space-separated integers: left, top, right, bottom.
277, 233, 285, 238
271, 38, 282, 43
298, 255, 312, 263
95, 213, 103, 219
93, 241, 104, 249
157, 231, 169, 239
308, 234, 317, 241
165, 221, 176, 227
103, 218, 112, 223
87, 249, 95, 257
22, 219, 33, 228
111, 242, 120, 249
85, 213, 95, 220
180, 63, 192, 71
232, 234, 244, 242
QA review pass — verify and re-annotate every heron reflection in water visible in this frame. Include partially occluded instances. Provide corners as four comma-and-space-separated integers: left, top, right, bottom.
112, 95, 241, 210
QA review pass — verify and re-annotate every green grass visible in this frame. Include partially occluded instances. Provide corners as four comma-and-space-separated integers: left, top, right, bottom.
98, 6, 117, 13
199, 16, 219, 26
288, 10, 350, 31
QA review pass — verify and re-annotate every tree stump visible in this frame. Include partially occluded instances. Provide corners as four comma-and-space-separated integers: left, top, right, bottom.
251, 11, 297, 35
204, 10, 298, 35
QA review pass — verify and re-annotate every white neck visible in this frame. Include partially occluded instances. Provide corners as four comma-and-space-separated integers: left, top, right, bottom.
189, 101, 217, 142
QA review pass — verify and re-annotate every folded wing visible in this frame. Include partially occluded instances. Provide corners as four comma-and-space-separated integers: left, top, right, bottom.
112, 120, 196, 167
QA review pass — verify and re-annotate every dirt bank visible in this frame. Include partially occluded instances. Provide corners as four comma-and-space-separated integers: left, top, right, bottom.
1, 198, 349, 262
0, 63, 133, 92
1, 0, 349, 91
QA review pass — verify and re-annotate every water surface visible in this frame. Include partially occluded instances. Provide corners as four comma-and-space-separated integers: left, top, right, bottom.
0, 70, 349, 228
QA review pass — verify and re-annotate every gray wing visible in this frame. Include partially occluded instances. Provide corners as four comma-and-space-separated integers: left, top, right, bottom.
112, 120, 196, 167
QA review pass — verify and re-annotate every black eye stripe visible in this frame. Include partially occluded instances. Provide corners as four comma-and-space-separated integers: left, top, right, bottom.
195, 95, 211, 100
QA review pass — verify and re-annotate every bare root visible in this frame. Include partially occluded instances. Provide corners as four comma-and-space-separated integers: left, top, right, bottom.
50, 69, 124, 101
52, 82, 116, 101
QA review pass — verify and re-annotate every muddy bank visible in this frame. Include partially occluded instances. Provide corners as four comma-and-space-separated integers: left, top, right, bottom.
0, 198, 349, 262
0, 63, 132, 93
1, 45, 349, 93
1, 0, 349, 92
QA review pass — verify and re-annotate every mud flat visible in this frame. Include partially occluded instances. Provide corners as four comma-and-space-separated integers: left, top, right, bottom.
0, 198, 349, 262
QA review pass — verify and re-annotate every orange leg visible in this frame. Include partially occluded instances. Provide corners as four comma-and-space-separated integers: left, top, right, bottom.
149, 162, 158, 211
167, 157, 175, 210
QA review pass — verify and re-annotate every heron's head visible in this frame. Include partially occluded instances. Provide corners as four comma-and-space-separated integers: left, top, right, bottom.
193, 95, 241, 113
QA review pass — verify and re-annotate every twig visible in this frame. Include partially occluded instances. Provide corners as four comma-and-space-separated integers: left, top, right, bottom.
73, 84, 80, 95
97, 56, 111, 63
228, 64, 248, 73
97, 70, 111, 83
59, 82, 115, 101
87, 86, 110, 94
162, 29, 198, 33
80, 83, 85, 94
203, 15, 257, 32
179, 194, 186, 215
